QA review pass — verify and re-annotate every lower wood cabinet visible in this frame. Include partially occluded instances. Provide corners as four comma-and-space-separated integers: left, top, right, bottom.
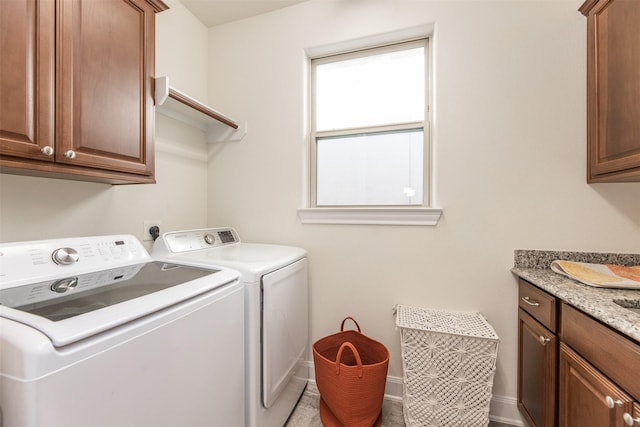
518, 308, 557, 427
517, 280, 640, 427
559, 343, 633, 427
517, 279, 558, 427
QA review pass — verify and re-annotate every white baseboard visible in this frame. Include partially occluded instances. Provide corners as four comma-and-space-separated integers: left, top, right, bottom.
489, 395, 527, 426
303, 361, 526, 426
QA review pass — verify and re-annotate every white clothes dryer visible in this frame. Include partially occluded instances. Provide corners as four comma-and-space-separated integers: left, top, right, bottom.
152, 228, 309, 427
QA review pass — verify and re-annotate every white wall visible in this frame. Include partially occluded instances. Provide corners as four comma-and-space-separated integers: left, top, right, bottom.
1, 0, 639, 420
205, 0, 640, 409
0, 0, 210, 250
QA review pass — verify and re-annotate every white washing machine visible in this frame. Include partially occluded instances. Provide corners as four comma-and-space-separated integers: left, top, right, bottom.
152, 228, 309, 427
0, 235, 245, 427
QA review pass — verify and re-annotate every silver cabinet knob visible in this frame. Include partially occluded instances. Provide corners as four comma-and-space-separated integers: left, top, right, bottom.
623, 413, 640, 426
52, 247, 80, 265
64, 150, 77, 159
539, 336, 551, 345
605, 396, 623, 409
40, 146, 54, 156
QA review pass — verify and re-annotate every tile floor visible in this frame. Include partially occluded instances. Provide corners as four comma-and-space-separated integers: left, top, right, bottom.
285, 383, 515, 427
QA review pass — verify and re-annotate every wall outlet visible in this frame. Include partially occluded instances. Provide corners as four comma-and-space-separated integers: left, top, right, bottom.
143, 220, 161, 241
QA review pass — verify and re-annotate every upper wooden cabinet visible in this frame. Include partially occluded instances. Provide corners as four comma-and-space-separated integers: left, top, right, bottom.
0, 0, 55, 161
0, 0, 168, 184
580, 0, 640, 182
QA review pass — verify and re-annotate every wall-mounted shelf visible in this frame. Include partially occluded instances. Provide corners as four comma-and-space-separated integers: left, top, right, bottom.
154, 76, 247, 143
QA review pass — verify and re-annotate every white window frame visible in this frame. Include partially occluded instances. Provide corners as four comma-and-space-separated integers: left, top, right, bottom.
298, 31, 442, 226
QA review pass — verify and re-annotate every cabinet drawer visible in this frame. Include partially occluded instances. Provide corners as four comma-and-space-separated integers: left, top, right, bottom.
519, 279, 557, 332
561, 303, 640, 401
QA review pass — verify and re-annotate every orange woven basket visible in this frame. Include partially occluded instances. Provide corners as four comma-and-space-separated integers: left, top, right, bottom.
313, 317, 389, 427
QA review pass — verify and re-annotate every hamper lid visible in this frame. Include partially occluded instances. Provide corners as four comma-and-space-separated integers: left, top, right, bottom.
394, 304, 499, 340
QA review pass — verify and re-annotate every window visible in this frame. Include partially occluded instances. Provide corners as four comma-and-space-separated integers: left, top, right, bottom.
313, 40, 427, 207
299, 37, 440, 225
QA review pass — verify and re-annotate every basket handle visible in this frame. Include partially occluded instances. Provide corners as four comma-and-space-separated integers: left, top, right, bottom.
340, 316, 361, 333
335, 342, 363, 378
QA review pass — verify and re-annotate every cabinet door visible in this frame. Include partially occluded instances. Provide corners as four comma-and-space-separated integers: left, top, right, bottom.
583, 0, 640, 182
0, 0, 55, 160
559, 343, 632, 427
57, 0, 155, 176
518, 308, 557, 427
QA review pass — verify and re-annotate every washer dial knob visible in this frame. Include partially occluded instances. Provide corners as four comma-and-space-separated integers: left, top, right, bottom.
51, 277, 79, 293
52, 247, 80, 265
203, 234, 215, 245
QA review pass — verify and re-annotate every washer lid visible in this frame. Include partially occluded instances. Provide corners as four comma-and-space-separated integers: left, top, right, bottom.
0, 261, 240, 347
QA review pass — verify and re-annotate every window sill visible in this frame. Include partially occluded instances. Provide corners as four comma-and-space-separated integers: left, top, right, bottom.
297, 207, 442, 226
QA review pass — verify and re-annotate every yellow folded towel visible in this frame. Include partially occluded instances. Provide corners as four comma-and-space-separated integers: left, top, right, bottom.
550, 260, 640, 289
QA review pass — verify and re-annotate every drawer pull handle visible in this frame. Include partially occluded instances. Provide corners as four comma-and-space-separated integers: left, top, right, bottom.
64, 150, 77, 159
623, 412, 640, 426
605, 396, 623, 409
521, 296, 540, 307
539, 336, 550, 345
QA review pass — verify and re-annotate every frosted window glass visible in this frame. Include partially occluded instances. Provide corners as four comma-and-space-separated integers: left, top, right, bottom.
316, 47, 424, 131
316, 130, 423, 206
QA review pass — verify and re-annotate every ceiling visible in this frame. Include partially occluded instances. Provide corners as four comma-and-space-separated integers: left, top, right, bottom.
179, 0, 307, 27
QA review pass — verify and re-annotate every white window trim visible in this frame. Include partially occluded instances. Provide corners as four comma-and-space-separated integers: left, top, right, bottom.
301, 25, 442, 226
297, 207, 442, 226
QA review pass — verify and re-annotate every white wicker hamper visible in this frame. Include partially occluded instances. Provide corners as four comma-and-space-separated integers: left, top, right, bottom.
394, 305, 500, 427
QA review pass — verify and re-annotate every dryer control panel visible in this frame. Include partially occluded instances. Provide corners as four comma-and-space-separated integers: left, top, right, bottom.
155, 228, 240, 254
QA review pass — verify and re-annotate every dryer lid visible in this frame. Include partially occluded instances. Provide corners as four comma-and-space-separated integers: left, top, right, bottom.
152, 228, 306, 282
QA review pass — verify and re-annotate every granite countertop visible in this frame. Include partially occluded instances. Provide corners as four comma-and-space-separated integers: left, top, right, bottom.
512, 249, 640, 344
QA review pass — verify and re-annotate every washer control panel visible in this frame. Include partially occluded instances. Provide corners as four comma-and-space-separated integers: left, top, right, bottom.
157, 228, 240, 254
0, 235, 149, 288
